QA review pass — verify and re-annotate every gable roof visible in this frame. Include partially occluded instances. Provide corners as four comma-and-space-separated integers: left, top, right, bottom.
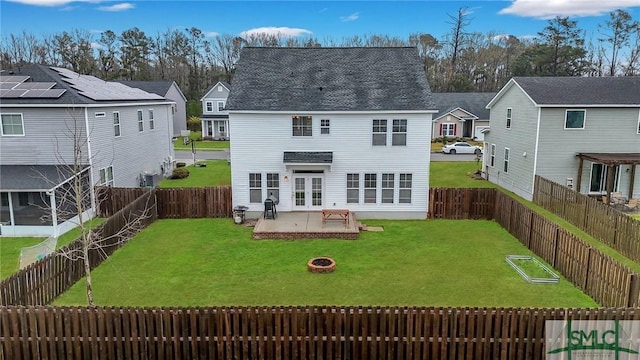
226, 47, 435, 112
117, 80, 186, 101
200, 81, 231, 101
488, 77, 640, 108
431, 92, 495, 120
0, 64, 168, 106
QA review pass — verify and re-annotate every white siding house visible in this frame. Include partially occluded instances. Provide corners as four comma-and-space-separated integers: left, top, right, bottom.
0, 65, 175, 237
483, 77, 640, 201
226, 47, 436, 219
200, 82, 230, 140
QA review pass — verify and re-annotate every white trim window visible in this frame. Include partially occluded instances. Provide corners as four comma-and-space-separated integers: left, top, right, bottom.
637, 111, 640, 134
292, 115, 312, 136
99, 166, 114, 187
490, 144, 496, 167
148, 109, 155, 130
503, 148, 510, 173
137, 110, 144, 132
217, 101, 225, 112
392, 119, 407, 146
399, 174, 412, 204
320, 119, 330, 135
113, 112, 121, 137
565, 109, 585, 129
441, 123, 455, 137
1, 113, 24, 136
506, 108, 512, 129
249, 173, 262, 203
346, 173, 359, 203
364, 173, 377, 203
205, 101, 213, 112
266, 173, 279, 201
381, 173, 394, 203
372, 119, 387, 146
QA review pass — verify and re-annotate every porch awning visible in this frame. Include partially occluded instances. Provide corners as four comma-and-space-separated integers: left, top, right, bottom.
0, 165, 89, 191
576, 153, 640, 166
283, 152, 333, 164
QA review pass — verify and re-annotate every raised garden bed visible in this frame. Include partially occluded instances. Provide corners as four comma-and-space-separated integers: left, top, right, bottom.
506, 255, 559, 284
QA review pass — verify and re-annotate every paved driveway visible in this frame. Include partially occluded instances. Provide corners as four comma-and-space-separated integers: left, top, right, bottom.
174, 150, 229, 163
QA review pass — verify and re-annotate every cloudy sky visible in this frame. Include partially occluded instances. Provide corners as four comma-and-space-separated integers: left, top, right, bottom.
1, 0, 639, 42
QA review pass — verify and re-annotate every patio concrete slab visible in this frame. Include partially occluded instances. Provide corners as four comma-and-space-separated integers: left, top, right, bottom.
253, 211, 359, 239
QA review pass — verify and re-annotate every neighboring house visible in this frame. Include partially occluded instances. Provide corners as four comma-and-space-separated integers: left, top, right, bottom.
226, 47, 436, 219
431, 92, 495, 141
0, 65, 175, 237
118, 80, 187, 137
200, 81, 230, 140
483, 76, 640, 201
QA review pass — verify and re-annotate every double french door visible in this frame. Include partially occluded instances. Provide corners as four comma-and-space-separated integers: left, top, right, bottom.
293, 176, 323, 210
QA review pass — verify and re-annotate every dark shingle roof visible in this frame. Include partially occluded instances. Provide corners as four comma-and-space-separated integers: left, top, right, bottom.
0, 165, 88, 191
226, 47, 435, 111
431, 92, 496, 119
283, 152, 333, 163
117, 80, 173, 97
513, 77, 640, 105
1, 64, 167, 105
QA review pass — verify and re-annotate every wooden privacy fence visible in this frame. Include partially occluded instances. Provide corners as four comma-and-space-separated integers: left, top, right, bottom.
533, 176, 640, 263
2, 306, 638, 360
98, 186, 233, 218
428, 187, 496, 219
0, 190, 158, 306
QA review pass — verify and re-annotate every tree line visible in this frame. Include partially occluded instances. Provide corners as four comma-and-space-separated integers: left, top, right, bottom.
1, 8, 638, 102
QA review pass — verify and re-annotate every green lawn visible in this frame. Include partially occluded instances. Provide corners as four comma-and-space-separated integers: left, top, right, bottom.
0, 217, 105, 279
430, 161, 496, 188
172, 132, 230, 151
158, 160, 231, 188
54, 218, 597, 307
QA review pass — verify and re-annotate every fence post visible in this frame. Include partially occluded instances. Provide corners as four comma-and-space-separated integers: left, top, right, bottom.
628, 274, 640, 307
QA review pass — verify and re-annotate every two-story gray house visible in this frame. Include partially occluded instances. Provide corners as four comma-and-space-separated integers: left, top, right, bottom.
118, 80, 187, 137
483, 76, 640, 201
0, 65, 176, 237
200, 81, 230, 140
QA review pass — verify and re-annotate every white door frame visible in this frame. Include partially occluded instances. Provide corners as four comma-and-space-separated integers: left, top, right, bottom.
292, 174, 324, 211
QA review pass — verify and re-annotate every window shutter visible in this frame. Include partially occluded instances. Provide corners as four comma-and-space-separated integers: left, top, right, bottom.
439, 123, 443, 136
453, 124, 457, 136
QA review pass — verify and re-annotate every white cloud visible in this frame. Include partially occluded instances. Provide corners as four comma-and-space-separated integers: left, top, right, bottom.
499, 0, 640, 19
204, 31, 219, 38
91, 42, 105, 50
7, 0, 99, 6
340, 12, 359, 22
240, 27, 313, 39
97, 2, 133, 12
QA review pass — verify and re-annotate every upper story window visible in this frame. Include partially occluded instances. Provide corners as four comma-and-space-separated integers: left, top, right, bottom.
565, 110, 585, 129
217, 101, 225, 112
372, 119, 387, 146
205, 101, 213, 112
137, 110, 144, 132
392, 119, 407, 146
218, 85, 224, 92
148, 109, 155, 130
320, 119, 330, 135
113, 112, 121, 137
506, 108, 512, 129
1, 113, 24, 136
292, 115, 312, 136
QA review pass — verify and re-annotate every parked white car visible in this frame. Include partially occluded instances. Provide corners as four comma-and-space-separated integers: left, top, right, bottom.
442, 142, 483, 155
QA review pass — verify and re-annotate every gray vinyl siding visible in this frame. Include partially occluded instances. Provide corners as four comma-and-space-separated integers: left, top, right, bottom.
484, 86, 538, 200
0, 107, 88, 165
89, 104, 174, 188
230, 112, 431, 219
537, 107, 640, 197
165, 85, 186, 136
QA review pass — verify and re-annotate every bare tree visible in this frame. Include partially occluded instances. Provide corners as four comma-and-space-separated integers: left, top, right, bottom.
213, 34, 244, 83
35, 109, 155, 306
598, 9, 639, 76
444, 7, 472, 91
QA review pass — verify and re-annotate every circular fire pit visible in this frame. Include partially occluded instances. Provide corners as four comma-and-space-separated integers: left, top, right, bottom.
307, 257, 336, 273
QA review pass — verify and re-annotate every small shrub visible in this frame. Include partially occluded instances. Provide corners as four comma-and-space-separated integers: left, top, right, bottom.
176, 162, 186, 168
171, 167, 190, 179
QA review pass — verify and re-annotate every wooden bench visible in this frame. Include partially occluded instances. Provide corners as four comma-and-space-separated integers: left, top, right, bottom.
322, 209, 350, 226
